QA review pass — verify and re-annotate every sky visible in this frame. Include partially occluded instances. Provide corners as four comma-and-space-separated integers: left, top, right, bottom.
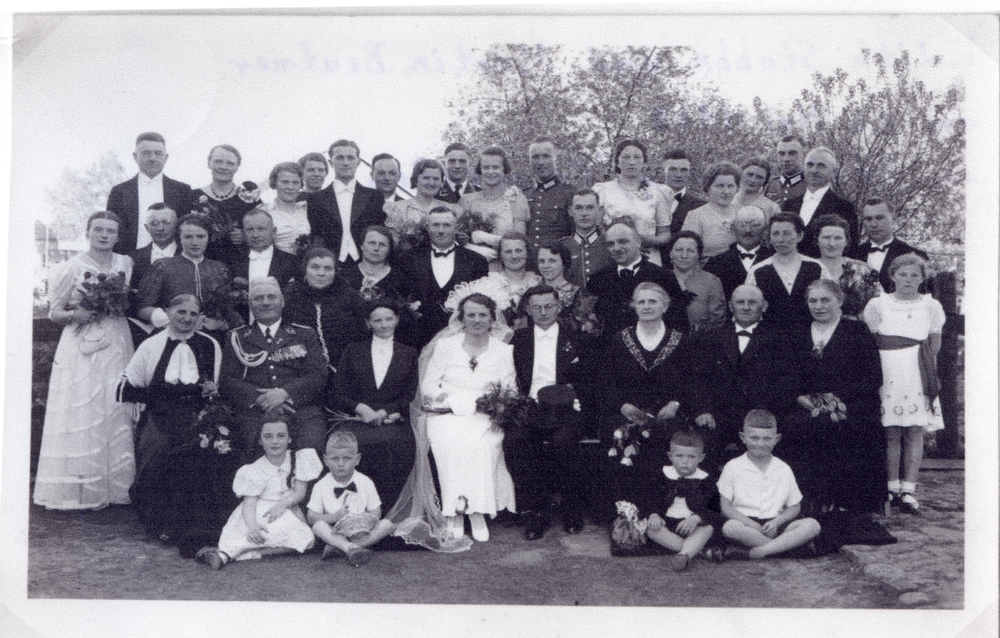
11, 12, 989, 227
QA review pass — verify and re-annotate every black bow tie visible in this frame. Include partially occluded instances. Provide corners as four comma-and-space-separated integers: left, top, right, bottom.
433, 247, 455, 258
736, 330, 752, 338
674, 192, 683, 202
619, 268, 635, 282
334, 482, 356, 498
868, 244, 890, 253
738, 251, 756, 260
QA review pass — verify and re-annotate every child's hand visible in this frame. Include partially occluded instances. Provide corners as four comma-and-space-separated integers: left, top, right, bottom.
263, 501, 289, 523
676, 514, 702, 537
646, 513, 665, 532
760, 519, 780, 538
247, 523, 267, 545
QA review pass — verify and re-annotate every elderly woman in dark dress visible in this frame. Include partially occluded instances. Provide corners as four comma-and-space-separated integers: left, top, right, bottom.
331, 300, 419, 507
191, 144, 262, 263
779, 279, 885, 514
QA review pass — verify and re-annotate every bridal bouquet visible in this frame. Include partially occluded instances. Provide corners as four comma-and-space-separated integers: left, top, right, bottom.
72, 270, 131, 332
805, 392, 848, 422
610, 500, 648, 550
475, 382, 535, 433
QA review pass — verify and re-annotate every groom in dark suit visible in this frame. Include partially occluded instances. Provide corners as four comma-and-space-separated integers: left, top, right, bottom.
226, 209, 300, 324
690, 284, 798, 470
306, 139, 386, 266
401, 206, 488, 347
506, 285, 587, 539
781, 146, 858, 258
107, 132, 192, 255
855, 198, 929, 292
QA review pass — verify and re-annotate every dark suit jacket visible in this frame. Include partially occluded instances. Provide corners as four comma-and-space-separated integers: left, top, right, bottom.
332, 339, 419, 417
219, 321, 328, 411
107, 174, 193, 254
667, 189, 709, 236
704, 242, 774, 301
305, 182, 386, 261
585, 259, 689, 336
401, 246, 489, 345
782, 189, 859, 258
437, 181, 480, 204
690, 323, 797, 432
226, 248, 300, 322
511, 321, 584, 395
853, 237, 928, 293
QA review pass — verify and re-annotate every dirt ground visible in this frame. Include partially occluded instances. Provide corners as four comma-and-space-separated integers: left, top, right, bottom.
27, 501, 898, 608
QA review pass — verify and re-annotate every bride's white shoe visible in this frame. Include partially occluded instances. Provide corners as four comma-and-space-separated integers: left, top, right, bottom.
447, 515, 465, 539
469, 513, 489, 542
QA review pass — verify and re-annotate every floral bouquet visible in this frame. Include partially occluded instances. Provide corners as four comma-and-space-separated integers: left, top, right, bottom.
610, 500, 648, 550
805, 392, 848, 422
569, 292, 603, 337
475, 382, 535, 433
72, 270, 132, 333
195, 399, 235, 456
393, 218, 430, 253
456, 209, 495, 243
192, 194, 235, 246
326, 409, 367, 429
294, 234, 322, 256
200, 278, 244, 322
608, 413, 653, 467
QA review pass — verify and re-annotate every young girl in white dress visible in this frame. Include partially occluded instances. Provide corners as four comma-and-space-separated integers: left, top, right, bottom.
196, 416, 323, 568
863, 253, 945, 514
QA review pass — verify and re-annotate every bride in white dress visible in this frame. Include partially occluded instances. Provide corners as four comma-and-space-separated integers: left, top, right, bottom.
420, 293, 517, 542
33, 212, 136, 510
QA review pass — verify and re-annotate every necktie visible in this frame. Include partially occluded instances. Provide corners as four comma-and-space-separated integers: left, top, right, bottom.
433, 247, 455, 258
264, 327, 272, 342
334, 482, 357, 498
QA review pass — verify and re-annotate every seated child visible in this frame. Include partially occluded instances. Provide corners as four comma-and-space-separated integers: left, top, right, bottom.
307, 429, 396, 567
717, 409, 821, 560
196, 415, 323, 569
639, 430, 725, 571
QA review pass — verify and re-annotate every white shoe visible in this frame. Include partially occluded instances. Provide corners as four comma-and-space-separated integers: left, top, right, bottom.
469, 513, 489, 542
447, 515, 464, 539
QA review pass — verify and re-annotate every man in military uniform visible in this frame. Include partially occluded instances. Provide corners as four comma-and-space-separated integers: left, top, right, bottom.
764, 135, 808, 208
558, 188, 612, 288
524, 137, 575, 254
220, 277, 328, 459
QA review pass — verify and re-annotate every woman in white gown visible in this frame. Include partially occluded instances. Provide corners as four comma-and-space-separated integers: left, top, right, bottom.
420, 293, 517, 542
34, 211, 136, 510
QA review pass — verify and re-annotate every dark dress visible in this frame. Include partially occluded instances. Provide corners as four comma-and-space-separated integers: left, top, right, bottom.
331, 339, 419, 507
281, 278, 369, 375
118, 330, 240, 557
778, 318, 886, 513
136, 254, 242, 338
747, 258, 824, 332
337, 263, 417, 344
191, 188, 261, 265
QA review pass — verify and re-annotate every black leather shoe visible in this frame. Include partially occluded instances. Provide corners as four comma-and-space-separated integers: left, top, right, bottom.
525, 513, 549, 541
563, 513, 584, 534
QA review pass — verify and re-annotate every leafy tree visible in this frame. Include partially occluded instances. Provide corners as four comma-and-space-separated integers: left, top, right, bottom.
44, 151, 127, 244
783, 50, 964, 250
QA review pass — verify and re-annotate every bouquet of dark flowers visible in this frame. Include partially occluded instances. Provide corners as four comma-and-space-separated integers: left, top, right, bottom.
610, 500, 648, 550
569, 292, 603, 337
192, 194, 235, 246
200, 278, 245, 322
71, 270, 132, 333
456, 209, 494, 243
194, 399, 235, 456
294, 234, 322, 256
804, 392, 848, 422
475, 382, 535, 433
393, 218, 430, 253
608, 412, 654, 467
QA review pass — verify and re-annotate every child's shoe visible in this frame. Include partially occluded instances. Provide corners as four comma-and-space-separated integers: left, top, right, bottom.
346, 547, 374, 567
195, 547, 226, 570
899, 492, 920, 514
670, 553, 689, 571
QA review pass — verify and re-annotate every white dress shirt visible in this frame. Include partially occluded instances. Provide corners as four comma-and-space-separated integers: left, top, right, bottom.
431, 244, 457, 288
866, 238, 894, 272
616, 257, 642, 278
137, 172, 165, 249
334, 179, 361, 262
737, 244, 760, 272
149, 241, 176, 263
529, 322, 560, 399
371, 335, 394, 389
735, 321, 759, 354
669, 186, 687, 216
258, 318, 281, 341
799, 184, 830, 227
248, 245, 274, 283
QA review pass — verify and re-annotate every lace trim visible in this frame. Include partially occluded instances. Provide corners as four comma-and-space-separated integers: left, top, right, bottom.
622, 328, 682, 372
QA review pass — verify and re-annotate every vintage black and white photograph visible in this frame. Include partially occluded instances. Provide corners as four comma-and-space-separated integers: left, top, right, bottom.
2, 7, 997, 638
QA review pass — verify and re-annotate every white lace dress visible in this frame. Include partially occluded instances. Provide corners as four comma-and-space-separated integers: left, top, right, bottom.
420, 334, 517, 517
33, 252, 136, 510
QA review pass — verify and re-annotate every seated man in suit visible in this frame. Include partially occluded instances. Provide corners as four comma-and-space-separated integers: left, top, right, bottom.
437, 143, 480, 203
704, 204, 774, 301
220, 277, 328, 460
228, 208, 299, 323
505, 285, 588, 539
763, 135, 808, 208
558, 188, 613, 288
401, 206, 489, 347
371, 153, 404, 203
107, 132, 192, 255
689, 284, 798, 470
781, 146, 858, 258
586, 219, 687, 338
306, 139, 386, 266
128, 203, 178, 345
662, 148, 707, 237
856, 197, 929, 292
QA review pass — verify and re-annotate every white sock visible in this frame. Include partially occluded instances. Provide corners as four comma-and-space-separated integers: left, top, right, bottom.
887, 480, 901, 493
900, 481, 917, 494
